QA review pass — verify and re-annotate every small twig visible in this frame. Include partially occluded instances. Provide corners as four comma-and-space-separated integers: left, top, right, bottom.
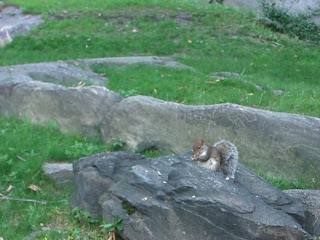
16, 155, 27, 162
0, 195, 47, 205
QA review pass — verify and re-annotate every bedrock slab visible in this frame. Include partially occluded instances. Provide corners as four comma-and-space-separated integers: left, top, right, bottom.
101, 95, 320, 182
0, 5, 43, 46
0, 80, 319, 182
70, 151, 313, 240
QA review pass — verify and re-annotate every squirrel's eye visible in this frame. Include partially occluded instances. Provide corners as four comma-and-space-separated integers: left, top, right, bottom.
198, 146, 201, 149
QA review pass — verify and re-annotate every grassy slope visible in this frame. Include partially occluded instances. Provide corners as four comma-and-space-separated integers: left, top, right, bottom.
0, 0, 319, 238
1, 1, 319, 117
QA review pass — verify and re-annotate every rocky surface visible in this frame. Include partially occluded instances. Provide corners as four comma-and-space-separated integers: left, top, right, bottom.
71, 56, 196, 70
70, 151, 313, 239
42, 162, 73, 186
0, 56, 193, 86
0, 61, 109, 86
1, 78, 319, 182
101, 95, 320, 182
284, 189, 320, 236
0, 5, 43, 46
0, 80, 122, 138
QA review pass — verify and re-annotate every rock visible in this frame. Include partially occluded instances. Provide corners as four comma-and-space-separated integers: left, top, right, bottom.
0, 78, 319, 182
0, 57, 193, 86
42, 162, 73, 186
0, 80, 122, 138
101, 95, 320, 183
0, 61, 109, 86
0, 6, 43, 46
70, 151, 313, 239
71, 56, 196, 71
284, 189, 320, 236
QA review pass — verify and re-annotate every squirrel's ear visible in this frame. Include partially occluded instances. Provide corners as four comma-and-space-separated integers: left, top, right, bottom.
201, 139, 204, 145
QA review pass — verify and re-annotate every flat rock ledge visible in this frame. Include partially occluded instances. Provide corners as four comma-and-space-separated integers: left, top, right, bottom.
0, 5, 43, 46
0, 56, 194, 86
70, 151, 314, 239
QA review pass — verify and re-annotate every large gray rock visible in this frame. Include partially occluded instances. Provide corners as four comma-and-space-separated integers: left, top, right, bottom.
0, 61, 109, 86
70, 56, 196, 71
70, 151, 313, 239
0, 80, 122, 138
0, 6, 43, 46
43, 162, 73, 186
0, 78, 319, 182
0, 57, 193, 86
101, 95, 320, 182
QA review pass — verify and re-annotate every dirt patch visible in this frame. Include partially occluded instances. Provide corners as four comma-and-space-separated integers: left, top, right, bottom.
51, 8, 194, 27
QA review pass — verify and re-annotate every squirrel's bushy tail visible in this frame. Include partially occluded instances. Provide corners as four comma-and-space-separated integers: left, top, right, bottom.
214, 140, 238, 179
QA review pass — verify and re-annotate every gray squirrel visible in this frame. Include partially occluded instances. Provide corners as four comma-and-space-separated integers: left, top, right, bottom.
191, 139, 238, 179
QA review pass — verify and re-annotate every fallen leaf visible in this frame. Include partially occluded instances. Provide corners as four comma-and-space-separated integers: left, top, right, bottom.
6, 185, 14, 192
187, 39, 192, 43
153, 89, 157, 94
248, 93, 254, 96
250, 62, 254, 66
180, 98, 186, 104
28, 184, 41, 192
178, 85, 184, 90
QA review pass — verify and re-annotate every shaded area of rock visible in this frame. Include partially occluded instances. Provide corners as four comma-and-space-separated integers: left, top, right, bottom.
284, 189, 320, 236
0, 61, 109, 86
101, 95, 320, 182
0, 80, 122, 138
0, 5, 43, 46
70, 151, 313, 240
43, 162, 73, 186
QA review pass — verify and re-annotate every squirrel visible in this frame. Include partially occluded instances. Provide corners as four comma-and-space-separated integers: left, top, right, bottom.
191, 139, 238, 180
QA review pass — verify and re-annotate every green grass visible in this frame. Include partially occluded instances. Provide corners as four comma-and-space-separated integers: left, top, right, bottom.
1, 0, 319, 116
0, 116, 113, 239
0, 0, 320, 238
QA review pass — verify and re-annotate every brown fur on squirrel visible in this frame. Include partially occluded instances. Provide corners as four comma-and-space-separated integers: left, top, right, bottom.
191, 139, 238, 179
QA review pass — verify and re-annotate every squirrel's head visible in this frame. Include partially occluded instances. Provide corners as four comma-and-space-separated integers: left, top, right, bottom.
191, 139, 204, 161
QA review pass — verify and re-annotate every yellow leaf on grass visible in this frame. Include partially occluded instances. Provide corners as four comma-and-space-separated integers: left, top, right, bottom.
248, 93, 254, 96
153, 89, 157, 94
28, 184, 41, 192
6, 185, 14, 192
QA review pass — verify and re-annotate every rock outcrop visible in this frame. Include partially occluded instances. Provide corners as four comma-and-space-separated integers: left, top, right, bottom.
101, 95, 320, 183
0, 72, 319, 182
70, 151, 313, 239
0, 5, 43, 46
